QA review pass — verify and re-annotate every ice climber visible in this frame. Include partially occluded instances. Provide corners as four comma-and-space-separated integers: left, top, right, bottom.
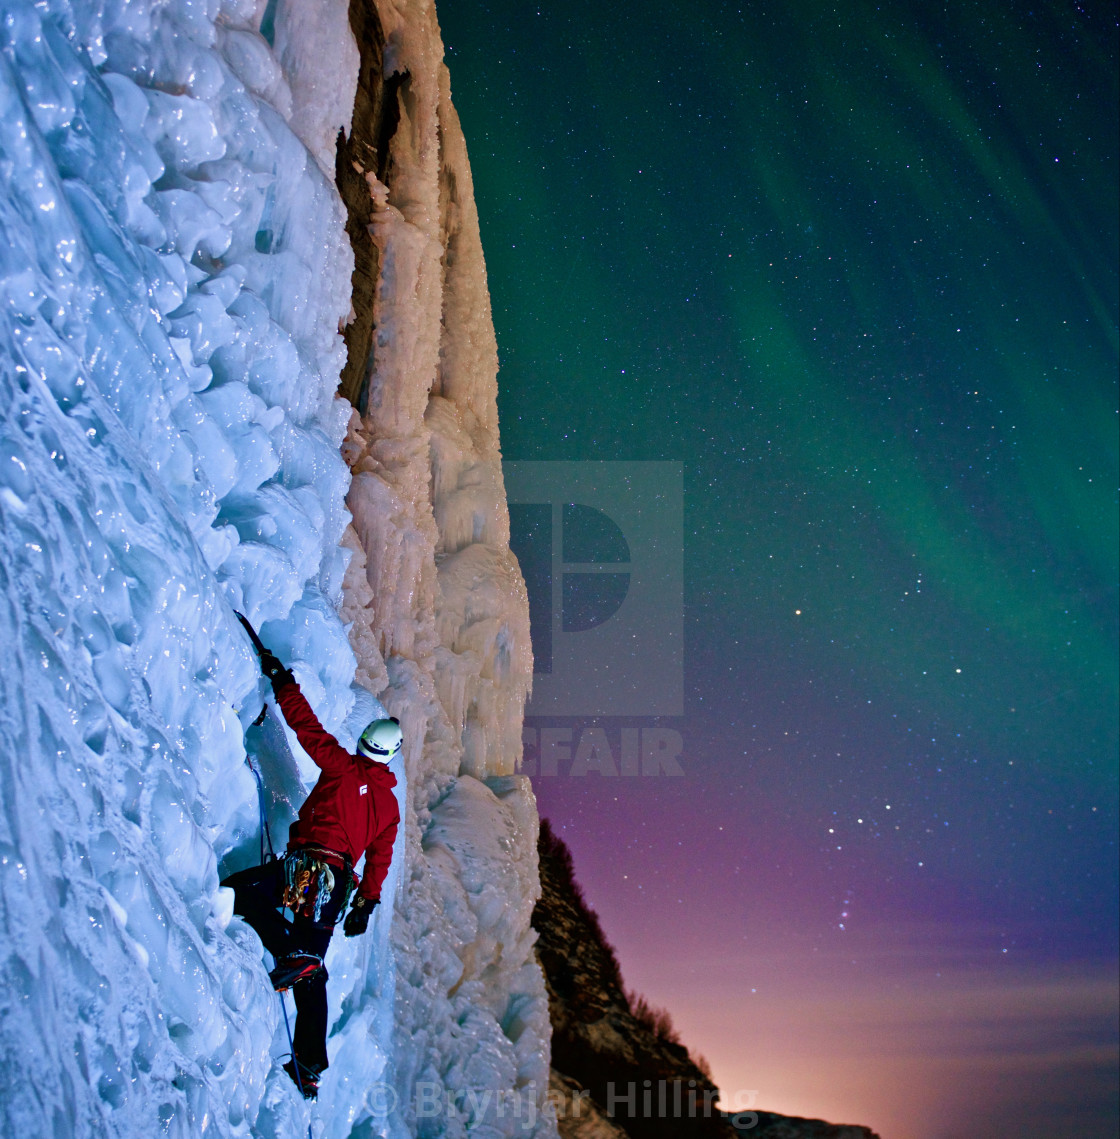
222, 636, 401, 1100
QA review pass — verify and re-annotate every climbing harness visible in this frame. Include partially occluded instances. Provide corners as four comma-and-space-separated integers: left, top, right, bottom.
283, 847, 359, 925
282, 850, 336, 923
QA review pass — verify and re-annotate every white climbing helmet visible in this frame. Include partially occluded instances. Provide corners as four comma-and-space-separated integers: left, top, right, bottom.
357, 717, 402, 762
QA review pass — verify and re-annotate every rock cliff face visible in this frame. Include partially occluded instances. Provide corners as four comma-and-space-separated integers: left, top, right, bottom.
534, 822, 881, 1139
329, 0, 550, 1127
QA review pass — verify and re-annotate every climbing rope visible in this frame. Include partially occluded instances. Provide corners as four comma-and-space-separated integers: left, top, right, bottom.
246, 704, 313, 1133
279, 994, 315, 1138
245, 705, 276, 865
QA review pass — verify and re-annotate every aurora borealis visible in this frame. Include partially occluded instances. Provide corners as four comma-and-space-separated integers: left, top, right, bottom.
438, 2, 1118, 1135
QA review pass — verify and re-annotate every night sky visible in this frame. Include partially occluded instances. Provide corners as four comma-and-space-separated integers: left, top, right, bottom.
437, 3, 1118, 1136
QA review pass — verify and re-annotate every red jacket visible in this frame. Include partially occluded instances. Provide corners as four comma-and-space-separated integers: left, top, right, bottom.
275, 680, 400, 901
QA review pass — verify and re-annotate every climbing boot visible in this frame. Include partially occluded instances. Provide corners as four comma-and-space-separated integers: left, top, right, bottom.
268, 952, 323, 991
283, 1058, 320, 1099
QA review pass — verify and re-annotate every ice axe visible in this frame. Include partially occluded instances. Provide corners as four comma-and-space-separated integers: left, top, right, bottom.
235, 611, 292, 711
235, 610, 269, 658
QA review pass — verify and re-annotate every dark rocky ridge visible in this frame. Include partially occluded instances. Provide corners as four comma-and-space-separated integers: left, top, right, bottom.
743, 1116, 884, 1138
534, 820, 881, 1139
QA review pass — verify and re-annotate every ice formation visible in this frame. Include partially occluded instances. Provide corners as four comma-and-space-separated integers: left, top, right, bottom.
0, 0, 546, 1136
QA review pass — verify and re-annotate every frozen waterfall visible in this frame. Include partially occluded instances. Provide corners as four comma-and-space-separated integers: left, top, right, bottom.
0, 0, 547, 1135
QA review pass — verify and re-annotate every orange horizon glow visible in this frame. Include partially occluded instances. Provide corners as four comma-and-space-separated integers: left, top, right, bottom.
617, 933, 1120, 1139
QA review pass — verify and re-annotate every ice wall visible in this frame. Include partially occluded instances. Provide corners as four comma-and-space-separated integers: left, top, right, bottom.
0, 0, 547, 1135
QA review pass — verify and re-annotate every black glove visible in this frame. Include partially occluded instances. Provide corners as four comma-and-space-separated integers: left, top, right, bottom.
258, 649, 294, 691
343, 895, 378, 937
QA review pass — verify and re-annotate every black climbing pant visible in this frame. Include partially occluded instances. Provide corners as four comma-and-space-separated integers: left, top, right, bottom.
222, 857, 349, 1073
